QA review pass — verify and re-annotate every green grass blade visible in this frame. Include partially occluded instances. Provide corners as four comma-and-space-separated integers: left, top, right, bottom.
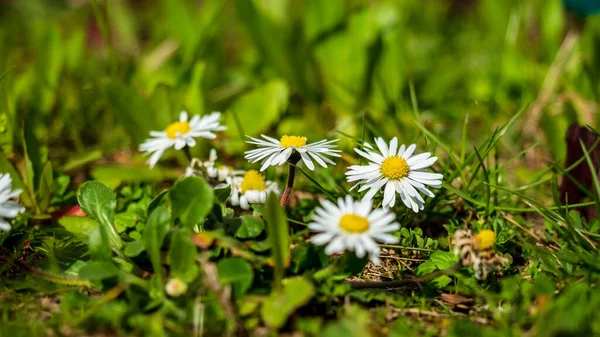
263, 192, 290, 291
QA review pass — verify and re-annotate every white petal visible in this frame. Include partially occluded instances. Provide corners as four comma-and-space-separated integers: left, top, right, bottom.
389, 137, 398, 156
402, 144, 416, 159
300, 152, 315, 170
179, 111, 188, 122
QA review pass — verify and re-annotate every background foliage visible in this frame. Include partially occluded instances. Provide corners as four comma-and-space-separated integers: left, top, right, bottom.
2, 0, 600, 336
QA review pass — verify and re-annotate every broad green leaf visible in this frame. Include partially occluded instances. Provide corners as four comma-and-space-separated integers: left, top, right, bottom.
415, 260, 437, 276
214, 186, 231, 204
37, 161, 53, 212
236, 215, 265, 239
263, 192, 289, 290
429, 250, 459, 270
168, 228, 198, 283
217, 257, 254, 297
124, 241, 146, 257
143, 205, 171, 283
261, 277, 314, 329
170, 176, 214, 229
79, 261, 119, 281
77, 182, 122, 249
58, 216, 100, 243
430, 275, 453, 288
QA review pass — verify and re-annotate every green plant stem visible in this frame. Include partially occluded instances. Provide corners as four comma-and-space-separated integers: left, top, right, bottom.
348, 262, 462, 289
183, 146, 193, 165
0, 248, 91, 287
313, 254, 350, 281
280, 154, 300, 208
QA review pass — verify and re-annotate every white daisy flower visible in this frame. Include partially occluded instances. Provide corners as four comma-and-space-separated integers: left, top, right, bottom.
308, 195, 400, 264
346, 137, 442, 212
139, 111, 226, 168
229, 170, 279, 210
0, 174, 25, 232
244, 135, 341, 171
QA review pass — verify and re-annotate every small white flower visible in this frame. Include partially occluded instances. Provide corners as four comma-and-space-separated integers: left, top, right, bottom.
244, 135, 341, 171
346, 137, 442, 212
165, 278, 188, 297
229, 170, 279, 210
0, 174, 25, 232
139, 111, 226, 168
185, 149, 242, 182
308, 195, 399, 264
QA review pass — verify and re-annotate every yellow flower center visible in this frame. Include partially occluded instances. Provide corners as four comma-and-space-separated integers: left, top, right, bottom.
339, 214, 370, 233
475, 229, 496, 250
380, 156, 409, 180
165, 121, 191, 139
240, 170, 267, 194
279, 135, 307, 148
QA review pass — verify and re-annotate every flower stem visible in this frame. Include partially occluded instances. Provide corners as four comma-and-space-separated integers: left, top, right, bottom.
314, 254, 349, 281
280, 153, 301, 208
183, 146, 193, 164
0, 247, 92, 287
280, 166, 297, 208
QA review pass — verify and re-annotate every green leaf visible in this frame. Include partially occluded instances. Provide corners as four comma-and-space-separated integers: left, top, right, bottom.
304, 0, 345, 42
263, 192, 289, 290
77, 181, 122, 249
429, 250, 458, 270
261, 277, 314, 329
214, 186, 231, 204
89, 226, 112, 261
168, 228, 198, 283
21, 129, 36, 208
430, 275, 453, 288
58, 216, 100, 243
147, 190, 169, 217
79, 261, 119, 281
170, 176, 214, 229
236, 215, 265, 239
37, 161, 53, 212
217, 258, 254, 297
62, 150, 103, 172
124, 241, 146, 257
143, 205, 171, 283
415, 260, 436, 276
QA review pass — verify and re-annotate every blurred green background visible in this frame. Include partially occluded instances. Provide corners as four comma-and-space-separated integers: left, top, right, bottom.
1, 0, 600, 174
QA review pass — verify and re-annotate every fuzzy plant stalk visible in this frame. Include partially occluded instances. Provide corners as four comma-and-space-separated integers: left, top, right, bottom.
183, 146, 193, 165
280, 153, 301, 207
